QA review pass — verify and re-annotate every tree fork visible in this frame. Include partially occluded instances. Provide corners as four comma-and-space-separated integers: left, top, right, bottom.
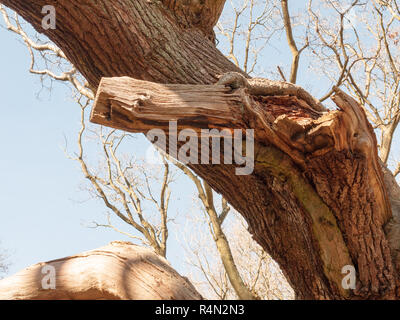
1, 0, 399, 299
91, 76, 397, 299
0, 0, 243, 88
0, 242, 202, 300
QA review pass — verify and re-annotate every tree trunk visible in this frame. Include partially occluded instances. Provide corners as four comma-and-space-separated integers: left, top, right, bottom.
1, 0, 399, 299
0, 241, 202, 300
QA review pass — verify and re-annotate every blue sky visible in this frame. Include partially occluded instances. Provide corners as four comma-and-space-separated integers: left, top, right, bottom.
0, 2, 292, 278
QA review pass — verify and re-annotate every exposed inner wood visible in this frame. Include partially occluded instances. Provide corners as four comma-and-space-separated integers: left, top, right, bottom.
0, 241, 202, 300
91, 77, 396, 299
1, 0, 398, 299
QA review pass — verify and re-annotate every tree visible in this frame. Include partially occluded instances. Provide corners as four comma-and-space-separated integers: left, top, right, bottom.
169, 155, 259, 300
0, 4, 293, 299
1, 0, 400, 299
0, 241, 202, 299
181, 207, 294, 300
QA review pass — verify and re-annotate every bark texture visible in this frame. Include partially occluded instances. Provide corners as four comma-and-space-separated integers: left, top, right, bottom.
0, 0, 243, 88
1, 0, 399, 299
91, 77, 398, 299
0, 241, 202, 300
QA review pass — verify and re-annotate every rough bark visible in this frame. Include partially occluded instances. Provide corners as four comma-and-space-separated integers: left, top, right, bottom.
1, 0, 399, 299
0, 241, 202, 300
0, 0, 243, 88
91, 77, 398, 299
383, 165, 400, 274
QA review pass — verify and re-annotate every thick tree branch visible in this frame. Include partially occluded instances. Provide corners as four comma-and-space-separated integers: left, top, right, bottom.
2, 0, 399, 299
0, 242, 202, 300
161, 0, 226, 41
91, 76, 397, 298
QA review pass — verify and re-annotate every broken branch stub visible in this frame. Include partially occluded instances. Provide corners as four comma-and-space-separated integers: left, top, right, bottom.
91, 76, 396, 299
0, 241, 202, 300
